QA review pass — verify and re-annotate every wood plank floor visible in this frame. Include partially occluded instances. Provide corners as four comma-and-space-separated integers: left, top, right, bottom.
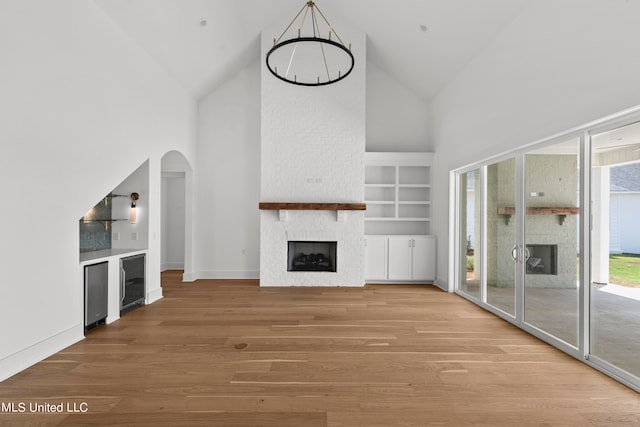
2, 271, 640, 426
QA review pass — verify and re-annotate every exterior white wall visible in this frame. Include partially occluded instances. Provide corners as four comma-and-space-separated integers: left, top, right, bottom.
430, 0, 640, 290
609, 194, 622, 254
0, 1, 196, 381
196, 61, 261, 279
610, 193, 640, 255
260, 20, 366, 287
592, 168, 611, 283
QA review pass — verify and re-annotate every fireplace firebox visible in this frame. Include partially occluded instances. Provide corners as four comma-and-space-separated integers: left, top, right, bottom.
287, 241, 337, 272
526, 244, 558, 275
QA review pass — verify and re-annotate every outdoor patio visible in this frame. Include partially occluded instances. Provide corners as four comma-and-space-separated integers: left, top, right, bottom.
464, 283, 640, 377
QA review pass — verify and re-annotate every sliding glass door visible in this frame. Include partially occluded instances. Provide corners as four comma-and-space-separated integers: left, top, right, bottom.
523, 140, 580, 347
485, 158, 517, 316
454, 109, 640, 392
457, 169, 481, 300
456, 141, 581, 346
457, 158, 519, 318
590, 121, 640, 378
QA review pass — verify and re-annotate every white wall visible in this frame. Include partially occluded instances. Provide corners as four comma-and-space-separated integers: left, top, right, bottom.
260, 34, 367, 202
430, 0, 640, 289
0, 0, 196, 381
161, 174, 186, 271
366, 63, 431, 152
259, 17, 366, 287
192, 53, 429, 281
112, 161, 150, 251
195, 61, 261, 279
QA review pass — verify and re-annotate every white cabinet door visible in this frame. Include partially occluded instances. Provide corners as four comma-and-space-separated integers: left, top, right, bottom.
388, 237, 413, 280
365, 236, 388, 281
412, 236, 436, 281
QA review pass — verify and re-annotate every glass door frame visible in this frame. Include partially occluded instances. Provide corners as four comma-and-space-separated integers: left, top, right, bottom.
582, 117, 640, 391
451, 106, 640, 393
454, 149, 580, 354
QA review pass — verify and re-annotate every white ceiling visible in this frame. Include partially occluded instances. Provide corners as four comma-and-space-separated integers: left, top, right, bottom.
94, 0, 529, 101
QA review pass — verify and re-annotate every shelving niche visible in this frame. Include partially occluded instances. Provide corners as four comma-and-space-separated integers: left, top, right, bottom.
365, 152, 433, 235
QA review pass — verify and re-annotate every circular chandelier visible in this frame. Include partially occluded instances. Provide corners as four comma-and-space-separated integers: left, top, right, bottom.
266, 1, 354, 87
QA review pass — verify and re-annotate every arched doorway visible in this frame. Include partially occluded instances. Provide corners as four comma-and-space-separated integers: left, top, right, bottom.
161, 151, 194, 281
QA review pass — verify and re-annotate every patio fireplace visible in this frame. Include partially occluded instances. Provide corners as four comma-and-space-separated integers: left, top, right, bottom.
526, 244, 558, 275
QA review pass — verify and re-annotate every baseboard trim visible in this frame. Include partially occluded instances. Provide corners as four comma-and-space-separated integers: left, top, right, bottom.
182, 271, 197, 282
197, 270, 260, 280
161, 262, 184, 272
0, 324, 84, 383
365, 280, 435, 285
259, 282, 366, 287
146, 287, 163, 304
435, 277, 450, 292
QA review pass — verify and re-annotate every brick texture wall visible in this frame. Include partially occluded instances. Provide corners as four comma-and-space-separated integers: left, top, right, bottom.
259, 22, 366, 286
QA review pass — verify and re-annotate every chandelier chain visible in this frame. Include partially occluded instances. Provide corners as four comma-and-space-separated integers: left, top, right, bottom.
275, 2, 308, 44
313, 3, 347, 46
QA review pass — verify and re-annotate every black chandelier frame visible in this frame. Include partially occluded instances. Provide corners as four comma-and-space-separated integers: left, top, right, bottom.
265, 1, 355, 87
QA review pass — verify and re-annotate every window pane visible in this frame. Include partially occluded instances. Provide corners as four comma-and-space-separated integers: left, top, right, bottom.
458, 170, 480, 300
486, 159, 516, 316
523, 139, 580, 347
591, 121, 640, 376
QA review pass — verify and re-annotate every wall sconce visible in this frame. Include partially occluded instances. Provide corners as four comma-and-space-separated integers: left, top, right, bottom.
130, 192, 139, 224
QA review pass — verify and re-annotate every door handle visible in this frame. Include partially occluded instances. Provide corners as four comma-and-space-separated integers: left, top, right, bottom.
120, 267, 126, 303
510, 245, 530, 263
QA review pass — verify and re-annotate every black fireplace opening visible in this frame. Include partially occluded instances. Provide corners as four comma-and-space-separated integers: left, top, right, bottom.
287, 241, 337, 272
526, 244, 558, 275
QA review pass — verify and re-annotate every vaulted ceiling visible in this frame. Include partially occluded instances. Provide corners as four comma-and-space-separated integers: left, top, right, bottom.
94, 0, 529, 101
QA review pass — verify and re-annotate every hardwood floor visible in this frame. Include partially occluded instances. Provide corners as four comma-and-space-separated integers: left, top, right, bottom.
2, 271, 640, 426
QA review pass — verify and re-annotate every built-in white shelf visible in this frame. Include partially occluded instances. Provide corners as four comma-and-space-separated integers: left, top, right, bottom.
365, 152, 433, 235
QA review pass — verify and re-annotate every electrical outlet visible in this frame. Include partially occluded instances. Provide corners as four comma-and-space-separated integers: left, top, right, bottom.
131, 232, 138, 241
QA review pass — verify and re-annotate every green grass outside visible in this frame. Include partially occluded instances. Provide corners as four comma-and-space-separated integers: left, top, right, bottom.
467, 254, 640, 287
610, 254, 640, 287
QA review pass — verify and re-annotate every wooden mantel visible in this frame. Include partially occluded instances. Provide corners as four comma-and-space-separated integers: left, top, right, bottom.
259, 202, 366, 222
259, 202, 366, 211
498, 207, 579, 226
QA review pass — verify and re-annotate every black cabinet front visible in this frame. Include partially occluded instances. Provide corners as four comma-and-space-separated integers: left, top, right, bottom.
120, 254, 145, 315
85, 261, 108, 330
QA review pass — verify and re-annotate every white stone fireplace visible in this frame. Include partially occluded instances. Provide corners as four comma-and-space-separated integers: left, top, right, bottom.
260, 208, 365, 286
259, 18, 366, 287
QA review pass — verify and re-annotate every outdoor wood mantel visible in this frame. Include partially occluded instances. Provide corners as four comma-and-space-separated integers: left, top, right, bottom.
498, 207, 579, 226
259, 202, 366, 222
